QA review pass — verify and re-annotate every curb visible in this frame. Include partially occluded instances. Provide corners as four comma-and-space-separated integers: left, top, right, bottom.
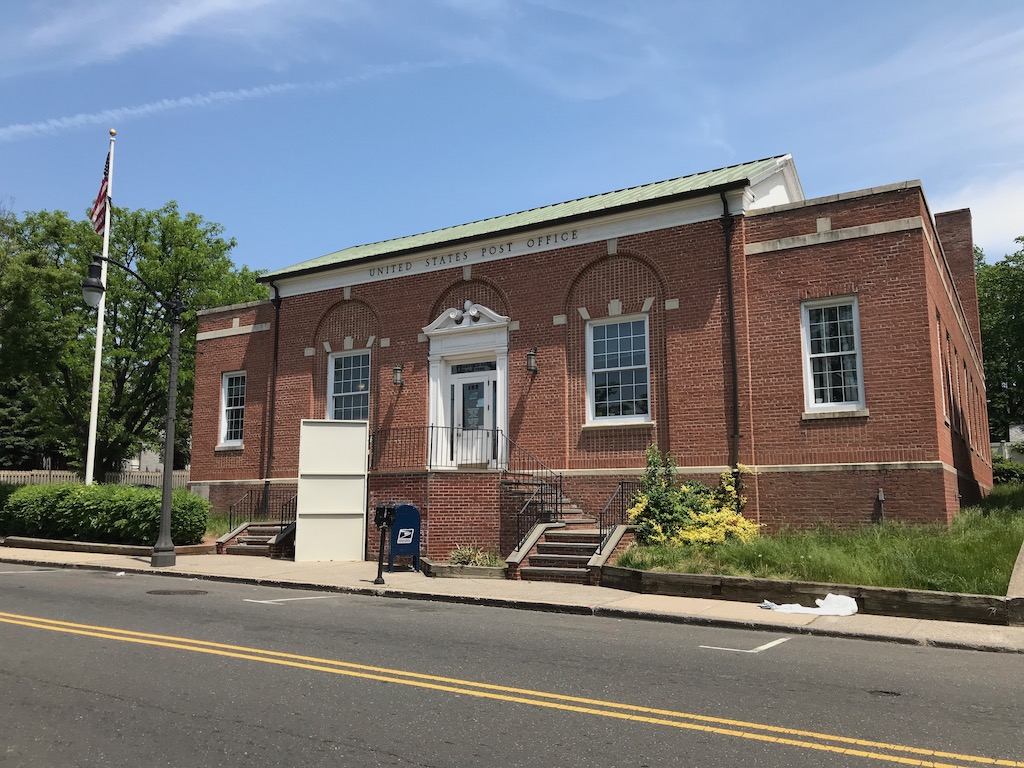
4, 556, 1021, 655
1, 537, 215, 556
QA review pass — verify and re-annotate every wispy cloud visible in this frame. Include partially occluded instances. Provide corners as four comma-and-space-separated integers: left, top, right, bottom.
0, 0, 356, 75
0, 61, 452, 143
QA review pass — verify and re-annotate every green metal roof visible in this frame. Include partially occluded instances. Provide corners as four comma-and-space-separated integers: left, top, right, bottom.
262, 155, 788, 281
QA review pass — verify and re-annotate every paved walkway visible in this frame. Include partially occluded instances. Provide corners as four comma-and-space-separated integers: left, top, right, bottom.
2, 545, 1023, 654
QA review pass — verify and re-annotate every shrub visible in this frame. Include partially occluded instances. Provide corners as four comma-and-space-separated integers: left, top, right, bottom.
992, 455, 1024, 485
0, 482, 18, 513
0, 483, 209, 546
627, 446, 760, 546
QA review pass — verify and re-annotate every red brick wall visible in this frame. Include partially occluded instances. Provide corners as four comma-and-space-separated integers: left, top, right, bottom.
923, 208, 992, 497
367, 471, 501, 560
752, 466, 950, 531
191, 302, 276, 483
192, 183, 991, 542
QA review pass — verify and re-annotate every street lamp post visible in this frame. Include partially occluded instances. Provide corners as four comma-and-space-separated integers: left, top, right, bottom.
82, 256, 186, 568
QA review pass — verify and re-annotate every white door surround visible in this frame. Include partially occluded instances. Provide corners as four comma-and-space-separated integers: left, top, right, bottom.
423, 301, 510, 469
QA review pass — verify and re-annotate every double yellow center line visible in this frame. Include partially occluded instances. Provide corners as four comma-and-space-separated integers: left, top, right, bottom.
1, 611, 1018, 768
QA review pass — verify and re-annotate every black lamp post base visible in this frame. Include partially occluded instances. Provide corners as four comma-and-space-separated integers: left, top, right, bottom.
151, 548, 176, 567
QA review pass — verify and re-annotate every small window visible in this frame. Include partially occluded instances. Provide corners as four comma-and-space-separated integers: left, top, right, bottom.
801, 298, 864, 412
329, 351, 370, 420
586, 316, 650, 424
220, 372, 246, 445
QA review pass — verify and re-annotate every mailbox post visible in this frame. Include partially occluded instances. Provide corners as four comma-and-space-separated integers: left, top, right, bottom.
372, 504, 395, 585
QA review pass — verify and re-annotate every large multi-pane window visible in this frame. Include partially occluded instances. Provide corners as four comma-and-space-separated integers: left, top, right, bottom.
220, 372, 246, 445
587, 317, 650, 423
801, 298, 864, 411
329, 351, 370, 420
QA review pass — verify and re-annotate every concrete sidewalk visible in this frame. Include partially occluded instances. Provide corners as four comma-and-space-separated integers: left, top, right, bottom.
2, 545, 1023, 654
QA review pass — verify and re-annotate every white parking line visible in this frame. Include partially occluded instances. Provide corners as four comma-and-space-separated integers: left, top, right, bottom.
243, 595, 339, 605
699, 637, 790, 654
0, 569, 58, 575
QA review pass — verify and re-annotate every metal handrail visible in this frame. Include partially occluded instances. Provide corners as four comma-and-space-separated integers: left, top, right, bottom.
228, 487, 298, 530
502, 432, 564, 552
596, 480, 641, 554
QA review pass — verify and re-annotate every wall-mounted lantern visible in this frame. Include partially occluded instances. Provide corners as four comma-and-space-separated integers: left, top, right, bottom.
526, 347, 538, 374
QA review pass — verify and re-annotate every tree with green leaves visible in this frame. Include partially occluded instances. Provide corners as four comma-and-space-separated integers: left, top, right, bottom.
976, 237, 1024, 442
0, 202, 266, 476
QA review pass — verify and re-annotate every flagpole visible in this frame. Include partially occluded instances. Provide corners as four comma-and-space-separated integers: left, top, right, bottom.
84, 128, 116, 485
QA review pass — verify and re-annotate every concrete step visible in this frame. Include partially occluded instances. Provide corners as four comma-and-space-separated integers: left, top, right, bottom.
225, 544, 270, 556
544, 529, 602, 544
518, 566, 590, 584
537, 542, 597, 556
558, 516, 597, 528
527, 554, 591, 568
238, 535, 274, 545
247, 525, 286, 536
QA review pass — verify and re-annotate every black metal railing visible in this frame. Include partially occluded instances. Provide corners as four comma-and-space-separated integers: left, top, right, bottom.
596, 480, 641, 554
370, 425, 508, 471
504, 433, 564, 552
228, 486, 298, 530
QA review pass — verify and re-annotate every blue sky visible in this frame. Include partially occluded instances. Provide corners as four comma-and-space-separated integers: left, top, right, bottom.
2, 1, 1023, 272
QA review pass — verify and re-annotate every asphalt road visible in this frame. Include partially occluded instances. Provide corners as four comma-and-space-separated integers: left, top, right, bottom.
1, 564, 1021, 768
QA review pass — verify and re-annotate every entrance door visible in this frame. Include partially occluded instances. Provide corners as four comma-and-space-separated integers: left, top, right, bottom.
450, 362, 497, 466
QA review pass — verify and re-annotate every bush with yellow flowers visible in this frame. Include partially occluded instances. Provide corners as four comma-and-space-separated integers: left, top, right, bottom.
627, 445, 759, 546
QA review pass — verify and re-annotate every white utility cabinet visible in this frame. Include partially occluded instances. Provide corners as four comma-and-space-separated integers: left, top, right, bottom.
295, 420, 368, 562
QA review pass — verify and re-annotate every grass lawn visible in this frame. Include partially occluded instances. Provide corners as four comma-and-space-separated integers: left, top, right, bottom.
615, 484, 1024, 596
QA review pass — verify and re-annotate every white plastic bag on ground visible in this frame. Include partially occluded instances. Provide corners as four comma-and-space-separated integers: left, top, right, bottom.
759, 593, 858, 616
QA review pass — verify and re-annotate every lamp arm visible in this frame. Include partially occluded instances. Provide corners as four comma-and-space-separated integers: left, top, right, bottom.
90, 255, 188, 317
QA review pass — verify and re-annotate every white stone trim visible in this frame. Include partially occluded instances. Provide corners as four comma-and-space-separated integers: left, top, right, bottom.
745, 180, 922, 217
801, 408, 869, 421
271, 194, 749, 299
196, 322, 270, 341
744, 217, 923, 255
197, 299, 269, 317
749, 461, 945, 473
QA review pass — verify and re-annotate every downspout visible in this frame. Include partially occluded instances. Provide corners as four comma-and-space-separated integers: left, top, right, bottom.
262, 282, 282, 518
720, 192, 742, 514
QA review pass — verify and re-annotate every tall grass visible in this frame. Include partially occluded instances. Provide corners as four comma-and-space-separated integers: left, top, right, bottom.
615, 484, 1024, 595
206, 513, 233, 539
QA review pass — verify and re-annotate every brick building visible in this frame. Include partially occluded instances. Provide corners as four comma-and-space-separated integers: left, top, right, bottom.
190, 155, 993, 560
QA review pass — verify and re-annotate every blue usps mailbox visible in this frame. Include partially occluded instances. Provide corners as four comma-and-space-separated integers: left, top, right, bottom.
388, 503, 421, 573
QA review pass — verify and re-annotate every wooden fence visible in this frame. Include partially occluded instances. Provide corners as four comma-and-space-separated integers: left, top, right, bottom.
0, 470, 190, 489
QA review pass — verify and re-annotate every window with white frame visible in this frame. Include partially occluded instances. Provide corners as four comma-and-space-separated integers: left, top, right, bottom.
587, 316, 650, 423
801, 298, 864, 412
328, 351, 370, 420
220, 372, 246, 445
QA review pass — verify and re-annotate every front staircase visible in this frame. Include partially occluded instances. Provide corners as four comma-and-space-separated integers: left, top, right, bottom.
517, 518, 602, 584
509, 479, 640, 584
217, 522, 295, 558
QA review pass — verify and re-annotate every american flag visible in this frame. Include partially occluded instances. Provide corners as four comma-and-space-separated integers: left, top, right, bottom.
90, 152, 110, 234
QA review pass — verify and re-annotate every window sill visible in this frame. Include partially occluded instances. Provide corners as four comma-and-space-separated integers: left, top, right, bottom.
215, 443, 244, 452
801, 409, 869, 421
582, 420, 655, 430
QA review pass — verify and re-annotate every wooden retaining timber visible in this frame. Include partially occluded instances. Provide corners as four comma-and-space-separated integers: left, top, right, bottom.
601, 566, 1024, 626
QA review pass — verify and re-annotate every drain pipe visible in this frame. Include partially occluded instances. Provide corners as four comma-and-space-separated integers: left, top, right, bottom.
261, 282, 283, 518
720, 192, 742, 515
